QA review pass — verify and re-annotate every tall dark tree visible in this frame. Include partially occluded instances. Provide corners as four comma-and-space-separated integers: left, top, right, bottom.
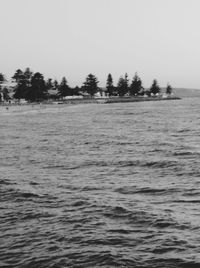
82, 74, 99, 97
0, 73, 5, 102
58, 77, 70, 97
53, 79, 59, 90
106, 73, 114, 96
2, 87, 10, 101
12, 69, 24, 83
73, 86, 81, 95
124, 73, 129, 90
27, 72, 47, 101
12, 69, 30, 99
24, 68, 33, 86
149, 79, 160, 95
117, 77, 124, 96
117, 73, 129, 96
166, 83, 173, 95
129, 73, 143, 96
0, 73, 5, 84
46, 78, 53, 90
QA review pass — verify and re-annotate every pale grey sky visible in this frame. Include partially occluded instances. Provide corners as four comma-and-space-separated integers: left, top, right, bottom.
1, 0, 200, 88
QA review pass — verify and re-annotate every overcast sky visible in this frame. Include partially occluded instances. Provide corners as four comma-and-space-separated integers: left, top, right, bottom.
1, 0, 200, 88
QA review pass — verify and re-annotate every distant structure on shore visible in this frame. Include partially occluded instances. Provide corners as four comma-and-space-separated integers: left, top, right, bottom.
0, 68, 177, 104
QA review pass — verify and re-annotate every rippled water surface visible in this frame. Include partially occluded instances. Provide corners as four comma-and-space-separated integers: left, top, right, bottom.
0, 98, 200, 268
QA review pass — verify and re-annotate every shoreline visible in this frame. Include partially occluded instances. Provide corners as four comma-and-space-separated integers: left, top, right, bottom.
0, 95, 181, 107
103, 96, 181, 103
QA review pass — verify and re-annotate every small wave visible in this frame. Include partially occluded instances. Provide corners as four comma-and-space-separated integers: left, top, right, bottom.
112, 205, 130, 214
115, 186, 178, 195
174, 199, 200, 203
60, 159, 179, 170
20, 211, 54, 220
103, 205, 132, 219
177, 128, 191, 133
81, 186, 101, 191
111, 159, 176, 168
0, 179, 11, 185
108, 228, 132, 234
115, 141, 133, 146
141, 160, 177, 168
173, 151, 199, 156
151, 218, 176, 228
4, 189, 44, 201
29, 181, 39, 186
20, 192, 41, 199
152, 246, 184, 254
65, 251, 128, 267
149, 258, 200, 268
103, 205, 157, 228
71, 200, 89, 207
43, 164, 67, 169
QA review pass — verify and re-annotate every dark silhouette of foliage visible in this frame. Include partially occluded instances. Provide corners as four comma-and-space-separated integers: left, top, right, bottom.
73, 86, 81, 95
83, 74, 99, 97
117, 77, 124, 96
58, 77, 70, 97
0, 73, 5, 100
0, 73, 5, 84
166, 83, 173, 95
2, 87, 10, 101
112, 86, 120, 96
117, 73, 129, 96
144, 89, 151, 97
12, 69, 24, 83
129, 73, 143, 96
53, 79, 59, 90
24, 68, 32, 86
46, 78, 53, 90
106, 73, 114, 96
150, 79, 160, 95
69, 86, 82, 96
0, 68, 176, 102
27, 72, 47, 101
12, 69, 31, 99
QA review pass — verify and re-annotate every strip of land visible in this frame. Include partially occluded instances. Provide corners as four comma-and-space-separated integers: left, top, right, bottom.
102, 96, 180, 103
0, 95, 181, 107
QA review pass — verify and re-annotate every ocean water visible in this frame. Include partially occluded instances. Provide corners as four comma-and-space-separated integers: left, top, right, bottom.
0, 98, 200, 268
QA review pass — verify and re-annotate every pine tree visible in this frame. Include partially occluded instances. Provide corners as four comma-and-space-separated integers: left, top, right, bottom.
0, 73, 5, 102
0, 73, 5, 92
106, 73, 114, 96
73, 86, 81, 95
53, 80, 59, 90
12, 69, 24, 83
27, 72, 47, 101
46, 78, 53, 90
166, 83, 173, 95
129, 73, 143, 96
0, 73, 5, 84
82, 74, 99, 97
117, 73, 129, 96
24, 68, 32, 87
149, 79, 160, 95
124, 73, 129, 90
12, 69, 31, 99
2, 87, 10, 101
58, 77, 70, 97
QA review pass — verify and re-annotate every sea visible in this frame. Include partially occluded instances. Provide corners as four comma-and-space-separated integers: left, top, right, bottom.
0, 98, 200, 268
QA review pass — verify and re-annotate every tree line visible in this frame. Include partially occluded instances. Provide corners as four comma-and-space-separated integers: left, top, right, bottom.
0, 68, 173, 102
